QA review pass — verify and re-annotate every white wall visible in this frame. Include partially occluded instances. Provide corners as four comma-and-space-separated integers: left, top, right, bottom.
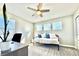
34, 15, 74, 47
10, 14, 33, 45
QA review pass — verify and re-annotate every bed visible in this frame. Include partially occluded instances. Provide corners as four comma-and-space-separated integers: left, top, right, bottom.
33, 33, 60, 50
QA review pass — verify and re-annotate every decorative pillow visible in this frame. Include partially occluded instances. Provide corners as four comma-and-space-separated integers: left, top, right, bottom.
45, 33, 50, 38
38, 34, 42, 38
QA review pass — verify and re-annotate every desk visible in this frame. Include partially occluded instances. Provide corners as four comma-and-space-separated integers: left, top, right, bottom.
1, 41, 28, 56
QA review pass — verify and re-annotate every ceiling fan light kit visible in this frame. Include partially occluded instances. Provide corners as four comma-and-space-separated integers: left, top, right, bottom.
36, 11, 42, 15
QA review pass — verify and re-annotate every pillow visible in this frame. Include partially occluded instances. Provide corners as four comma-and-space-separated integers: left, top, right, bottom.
41, 33, 45, 38
45, 33, 50, 38
50, 33, 56, 38
34, 33, 38, 38
38, 34, 42, 38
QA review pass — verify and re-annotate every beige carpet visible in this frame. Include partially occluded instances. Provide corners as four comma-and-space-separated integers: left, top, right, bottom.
28, 43, 79, 56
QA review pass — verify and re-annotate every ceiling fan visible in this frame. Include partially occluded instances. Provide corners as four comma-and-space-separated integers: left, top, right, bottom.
27, 3, 50, 17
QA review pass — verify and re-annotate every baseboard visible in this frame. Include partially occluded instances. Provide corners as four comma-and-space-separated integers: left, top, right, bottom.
59, 44, 75, 48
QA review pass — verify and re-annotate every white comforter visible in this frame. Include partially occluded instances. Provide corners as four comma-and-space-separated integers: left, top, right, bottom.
34, 38, 59, 44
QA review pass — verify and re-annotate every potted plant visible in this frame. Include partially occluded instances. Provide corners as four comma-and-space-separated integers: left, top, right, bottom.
0, 3, 10, 51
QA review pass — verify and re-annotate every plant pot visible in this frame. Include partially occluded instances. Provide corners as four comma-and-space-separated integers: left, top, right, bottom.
0, 41, 10, 51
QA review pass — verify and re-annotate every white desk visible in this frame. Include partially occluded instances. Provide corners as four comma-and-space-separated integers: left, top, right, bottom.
1, 41, 28, 56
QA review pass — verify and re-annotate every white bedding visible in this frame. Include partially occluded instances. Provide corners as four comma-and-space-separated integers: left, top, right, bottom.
34, 38, 59, 44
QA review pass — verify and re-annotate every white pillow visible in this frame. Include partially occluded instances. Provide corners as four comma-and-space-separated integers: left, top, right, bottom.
41, 33, 45, 38
50, 34, 56, 38
34, 33, 39, 38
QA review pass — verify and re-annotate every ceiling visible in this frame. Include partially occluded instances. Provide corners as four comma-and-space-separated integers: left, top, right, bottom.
0, 3, 79, 23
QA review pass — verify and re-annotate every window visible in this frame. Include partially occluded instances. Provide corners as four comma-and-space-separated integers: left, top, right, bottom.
43, 23, 51, 31
52, 21, 62, 30
7, 19, 15, 30
35, 24, 43, 31
0, 16, 4, 29
0, 16, 15, 42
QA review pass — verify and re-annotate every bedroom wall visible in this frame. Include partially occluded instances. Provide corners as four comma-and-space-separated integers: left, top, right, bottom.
8, 13, 33, 45
34, 15, 74, 47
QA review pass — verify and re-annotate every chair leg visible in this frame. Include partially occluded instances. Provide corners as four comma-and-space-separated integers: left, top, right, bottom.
58, 45, 59, 51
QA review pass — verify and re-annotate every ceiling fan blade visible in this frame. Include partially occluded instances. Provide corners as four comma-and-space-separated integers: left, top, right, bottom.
40, 9, 50, 12
37, 3, 43, 10
27, 7, 37, 11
